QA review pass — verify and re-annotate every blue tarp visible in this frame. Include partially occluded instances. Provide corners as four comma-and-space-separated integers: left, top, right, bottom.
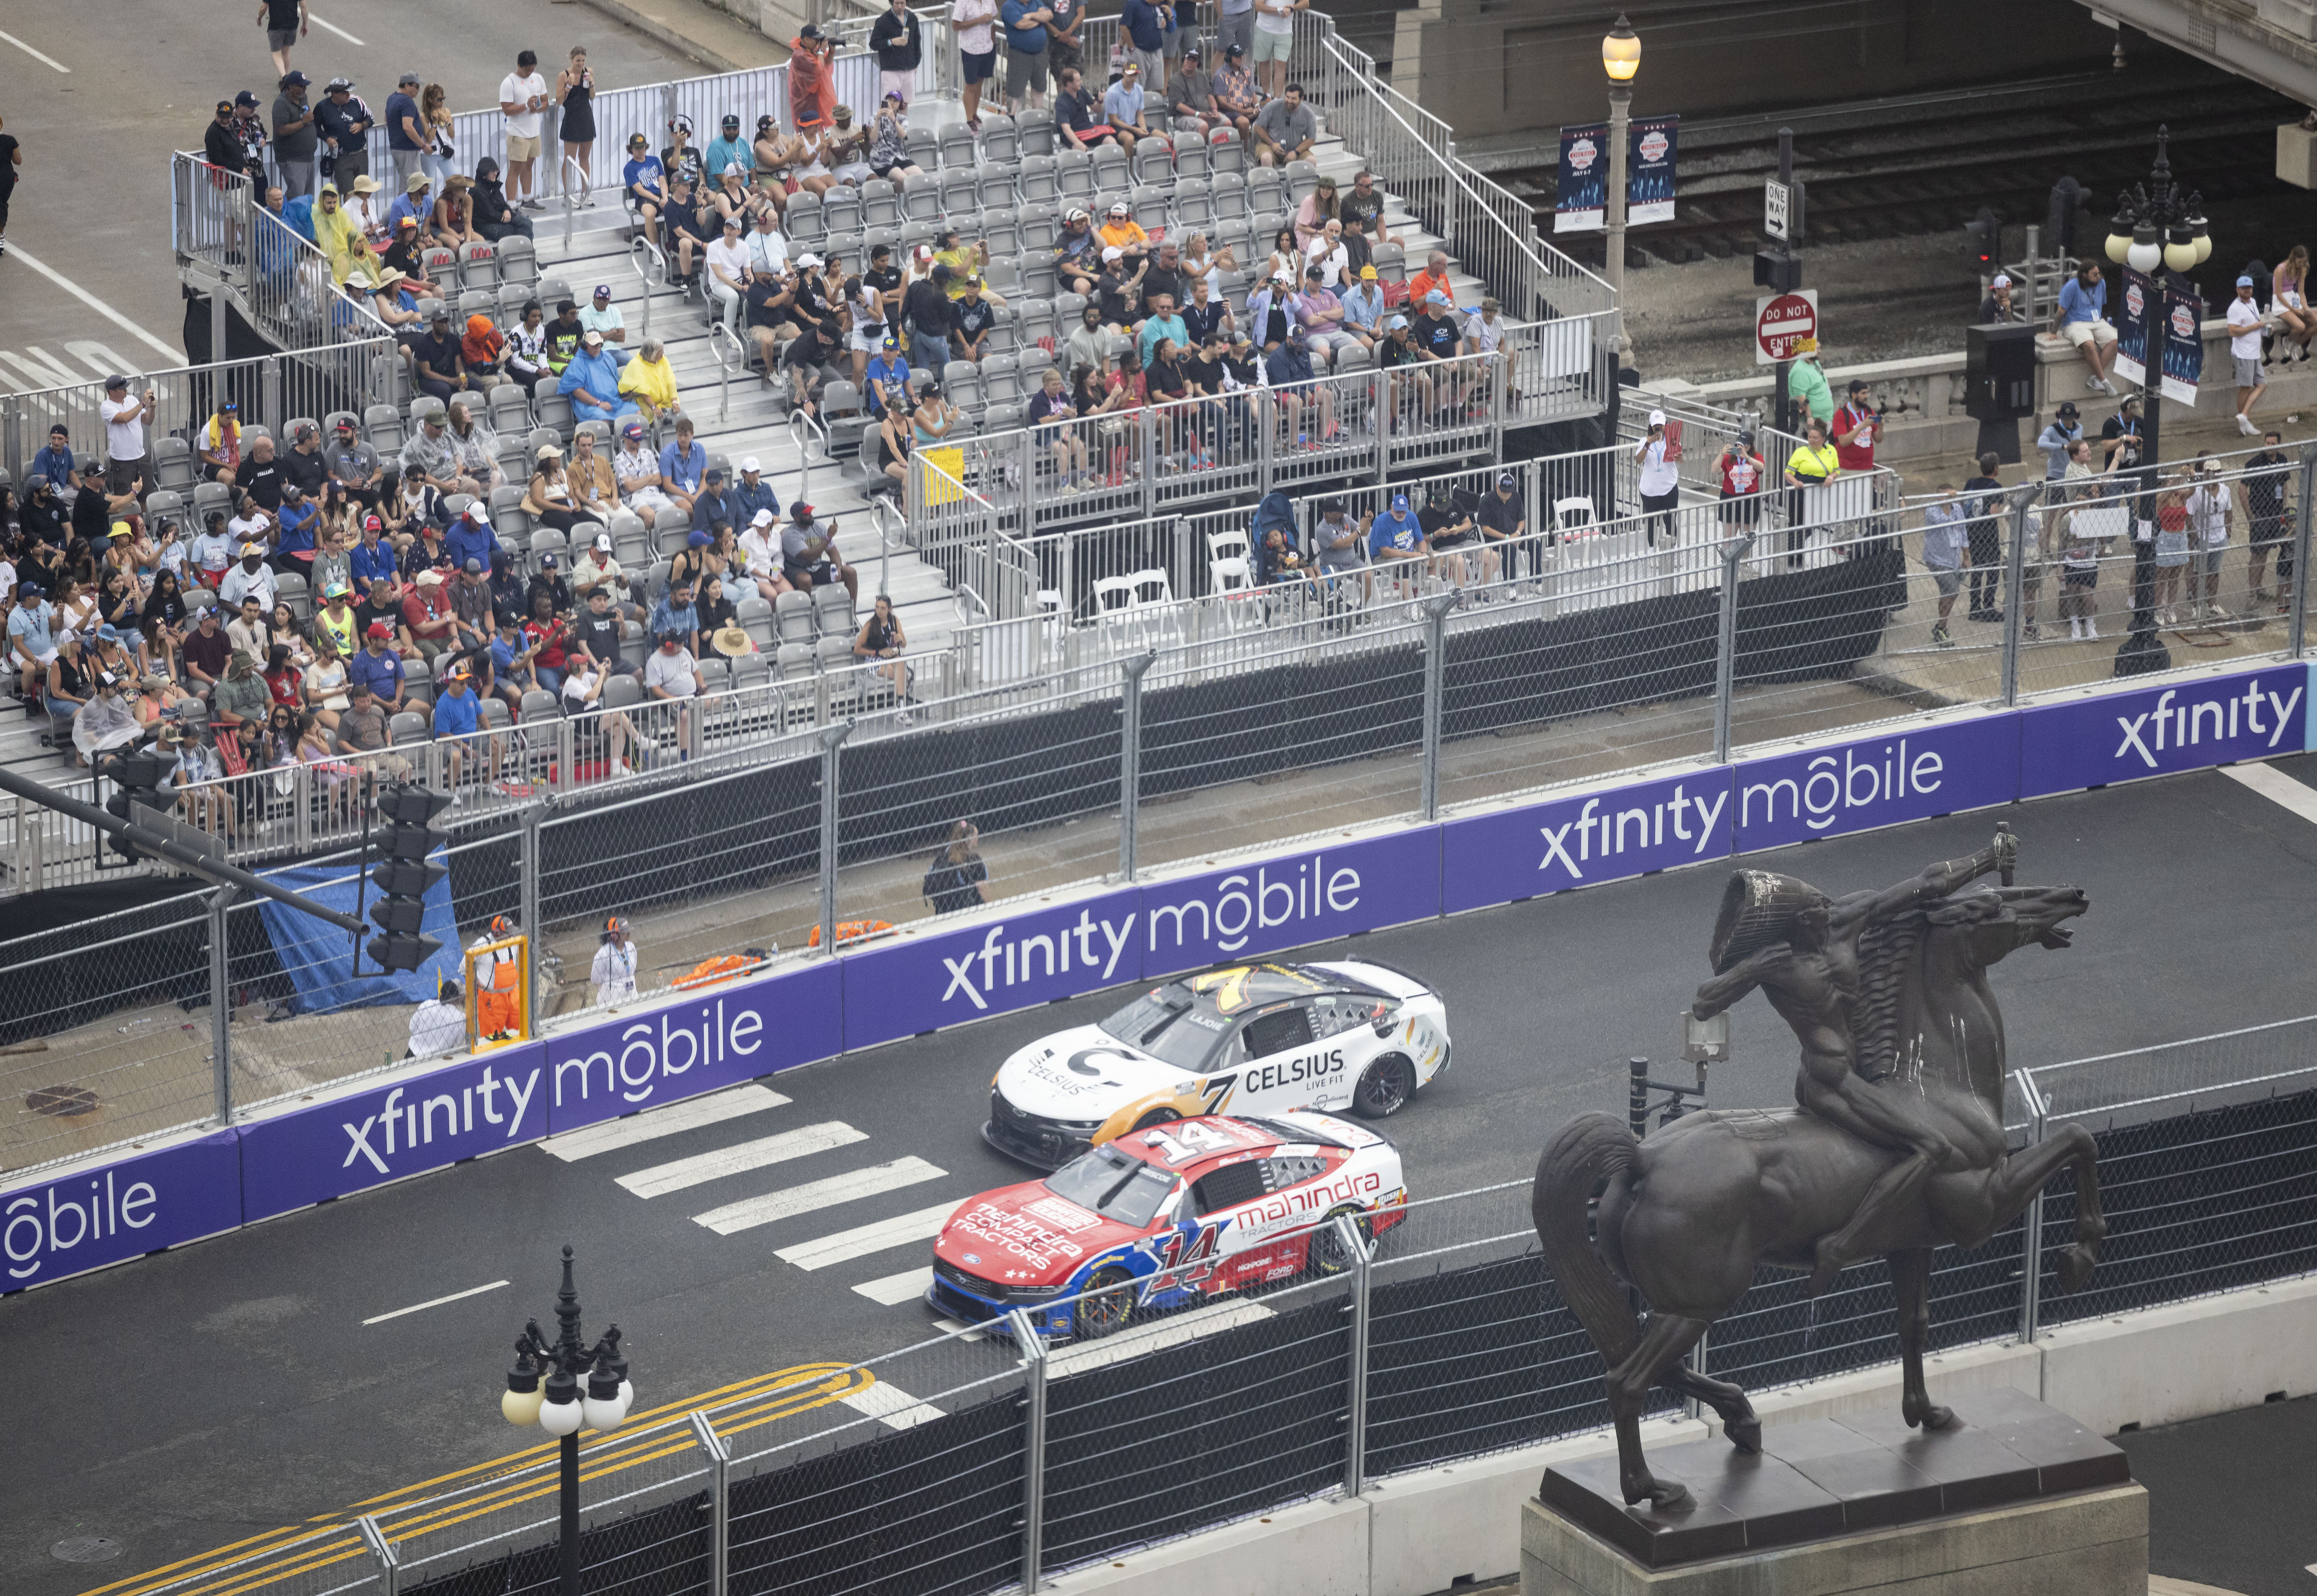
255, 850, 458, 1014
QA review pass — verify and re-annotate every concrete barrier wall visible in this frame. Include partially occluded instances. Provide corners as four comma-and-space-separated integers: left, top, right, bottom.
6, 658, 2313, 1292
1053, 1276, 2317, 1596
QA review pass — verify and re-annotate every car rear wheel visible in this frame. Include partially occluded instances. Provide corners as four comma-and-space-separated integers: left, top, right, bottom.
1307, 1206, 1374, 1274
1074, 1265, 1136, 1340
1351, 1053, 1416, 1118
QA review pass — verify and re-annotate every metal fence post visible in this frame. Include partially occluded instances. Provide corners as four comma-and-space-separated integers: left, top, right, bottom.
1337, 1212, 1372, 1498
260, 355, 282, 433
1010, 1308, 1049, 1595
817, 722, 853, 956
689, 1411, 730, 1596
2290, 441, 2317, 659
1712, 534, 1754, 762
1117, 652, 1153, 882
356, 1515, 399, 1596
209, 886, 235, 1125
2015, 1068, 2048, 1346
520, 803, 544, 1034
2000, 485, 2034, 706
1417, 591, 1458, 820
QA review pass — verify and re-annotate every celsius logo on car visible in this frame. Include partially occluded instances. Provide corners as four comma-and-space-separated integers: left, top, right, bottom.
1243, 1048, 1345, 1095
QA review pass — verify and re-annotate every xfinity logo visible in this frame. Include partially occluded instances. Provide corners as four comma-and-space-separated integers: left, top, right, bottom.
554, 999, 766, 1107
942, 910, 1139, 1010
1540, 785, 1728, 878
1743, 738, 1946, 833
1147, 856, 1361, 955
2113, 682, 2300, 767
342, 1066, 540, 1174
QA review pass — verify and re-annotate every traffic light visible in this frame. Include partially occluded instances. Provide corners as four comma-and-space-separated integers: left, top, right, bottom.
1964, 208, 1999, 274
103, 749, 172, 862
1753, 250, 1803, 293
367, 782, 452, 973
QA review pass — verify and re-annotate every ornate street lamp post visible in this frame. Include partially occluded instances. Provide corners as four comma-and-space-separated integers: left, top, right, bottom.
502, 1246, 634, 1596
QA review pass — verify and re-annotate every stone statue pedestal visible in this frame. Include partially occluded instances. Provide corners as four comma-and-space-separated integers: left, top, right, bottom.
1521, 1389, 2146, 1595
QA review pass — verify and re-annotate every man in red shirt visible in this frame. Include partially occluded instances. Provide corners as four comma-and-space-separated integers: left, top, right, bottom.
401, 568, 460, 664
1832, 378, 1882, 473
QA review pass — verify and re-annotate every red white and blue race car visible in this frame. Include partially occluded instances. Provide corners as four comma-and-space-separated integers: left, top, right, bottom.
929, 1110, 1407, 1340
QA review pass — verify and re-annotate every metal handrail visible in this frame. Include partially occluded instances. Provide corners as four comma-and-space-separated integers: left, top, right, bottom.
707, 321, 744, 422
560, 155, 590, 250
952, 582, 989, 626
627, 234, 665, 340
868, 493, 905, 599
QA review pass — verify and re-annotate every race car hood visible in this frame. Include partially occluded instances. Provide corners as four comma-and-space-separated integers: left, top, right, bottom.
1304, 960, 1434, 1001
995, 1024, 1184, 1120
936, 1182, 1151, 1290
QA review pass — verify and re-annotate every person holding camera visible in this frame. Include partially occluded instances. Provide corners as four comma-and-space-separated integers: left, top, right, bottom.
922, 820, 989, 914
2098, 394, 2143, 469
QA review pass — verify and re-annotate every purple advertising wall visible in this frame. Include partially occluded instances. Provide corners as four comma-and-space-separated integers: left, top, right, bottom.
1733, 716, 2021, 850
1140, 830, 1442, 978
2, 1130, 242, 1290
238, 1043, 550, 1222
1439, 768, 1734, 913
2019, 665, 2309, 798
837, 886, 1146, 1054
546, 961, 843, 1136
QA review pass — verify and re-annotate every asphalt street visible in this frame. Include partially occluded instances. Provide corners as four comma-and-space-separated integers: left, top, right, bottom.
0, 0, 697, 388
2120, 1393, 2317, 1596
8, 754, 2317, 1594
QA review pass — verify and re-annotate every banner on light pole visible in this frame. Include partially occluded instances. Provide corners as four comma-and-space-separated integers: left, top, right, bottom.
2113, 266, 2154, 388
1627, 116, 1678, 226
2161, 284, 2204, 406
1555, 124, 1608, 233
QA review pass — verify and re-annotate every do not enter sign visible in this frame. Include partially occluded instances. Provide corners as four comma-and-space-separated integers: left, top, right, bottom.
1755, 289, 1819, 366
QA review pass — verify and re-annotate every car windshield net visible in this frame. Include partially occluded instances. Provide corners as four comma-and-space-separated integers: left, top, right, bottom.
1043, 1143, 1178, 1227
1097, 983, 1228, 1070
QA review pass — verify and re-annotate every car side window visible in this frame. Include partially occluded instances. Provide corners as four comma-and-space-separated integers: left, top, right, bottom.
1190, 1159, 1268, 1216
1311, 994, 1375, 1039
1240, 1004, 1315, 1060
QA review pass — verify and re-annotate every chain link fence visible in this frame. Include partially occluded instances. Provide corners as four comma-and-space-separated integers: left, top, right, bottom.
110, 1014, 2317, 1596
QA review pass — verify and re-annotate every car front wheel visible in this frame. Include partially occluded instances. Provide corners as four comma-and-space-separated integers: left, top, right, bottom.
1351, 1053, 1416, 1118
1307, 1206, 1374, 1274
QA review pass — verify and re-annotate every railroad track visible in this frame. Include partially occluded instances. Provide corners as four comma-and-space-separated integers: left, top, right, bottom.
1478, 59, 2303, 271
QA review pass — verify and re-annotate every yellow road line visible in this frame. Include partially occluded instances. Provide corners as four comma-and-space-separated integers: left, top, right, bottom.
88, 1362, 875, 1596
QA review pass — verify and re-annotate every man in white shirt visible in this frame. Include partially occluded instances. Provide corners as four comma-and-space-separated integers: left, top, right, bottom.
408, 978, 467, 1059
1303, 218, 1348, 288
591, 916, 640, 1006
498, 49, 549, 211
100, 375, 158, 498
747, 207, 790, 278
704, 215, 753, 335
612, 420, 669, 512
643, 628, 705, 747
579, 284, 632, 367
2229, 273, 2267, 437
951, 0, 1000, 130
221, 546, 280, 614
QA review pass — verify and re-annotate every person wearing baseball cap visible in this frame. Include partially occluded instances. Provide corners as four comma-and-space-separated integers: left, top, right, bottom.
558, 326, 638, 430
98, 374, 158, 501
1977, 272, 2023, 326
1368, 490, 1429, 596
2228, 272, 2268, 435
1339, 261, 1386, 349
272, 72, 319, 199
1098, 197, 1151, 266
580, 283, 632, 366
315, 77, 374, 193
2035, 400, 2084, 483
386, 72, 427, 194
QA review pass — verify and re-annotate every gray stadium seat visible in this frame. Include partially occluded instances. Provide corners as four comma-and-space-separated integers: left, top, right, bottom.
774, 591, 816, 647
980, 113, 1019, 165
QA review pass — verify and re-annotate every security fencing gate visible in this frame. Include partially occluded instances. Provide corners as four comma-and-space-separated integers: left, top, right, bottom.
129, 1019, 2317, 1596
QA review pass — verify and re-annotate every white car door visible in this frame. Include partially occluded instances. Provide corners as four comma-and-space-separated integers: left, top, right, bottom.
1230, 1001, 1355, 1114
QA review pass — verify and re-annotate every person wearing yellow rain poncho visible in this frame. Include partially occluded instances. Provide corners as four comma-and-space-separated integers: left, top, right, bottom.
311, 182, 384, 286
617, 339, 682, 428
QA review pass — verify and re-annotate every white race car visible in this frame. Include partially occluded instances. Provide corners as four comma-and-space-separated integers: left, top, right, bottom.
984, 960, 1450, 1170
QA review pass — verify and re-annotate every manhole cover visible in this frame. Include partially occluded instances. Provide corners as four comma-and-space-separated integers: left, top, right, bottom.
52, 1537, 121, 1564
26, 1085, 100, 1118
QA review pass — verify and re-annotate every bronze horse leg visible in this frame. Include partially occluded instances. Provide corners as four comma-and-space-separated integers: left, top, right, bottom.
1666, 1360, 1763, 1454
1971, 1120, 2108, 1293
1605, 1311, 1715, 1509
1888, 1248, 1958, 1431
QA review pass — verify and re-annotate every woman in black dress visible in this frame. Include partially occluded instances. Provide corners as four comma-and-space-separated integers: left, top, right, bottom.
557, 47, 596, 204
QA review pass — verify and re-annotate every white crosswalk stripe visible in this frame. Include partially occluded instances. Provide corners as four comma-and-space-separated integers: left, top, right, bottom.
852, 1267, 934, 1305
2222, 761, 2317, 825
839, 1379, 944, 1430
615, 1121, 867, 1198
539, 1085, 791, 1162
933, 1317, 989, 1343
778, 1201, 960, 1271
692, 1157, 948, 1235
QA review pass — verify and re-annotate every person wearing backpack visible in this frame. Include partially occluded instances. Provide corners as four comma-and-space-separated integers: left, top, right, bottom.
922, 819, 990, 913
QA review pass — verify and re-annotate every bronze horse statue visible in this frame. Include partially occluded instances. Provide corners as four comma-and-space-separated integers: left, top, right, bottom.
1532, 838, 2106, 1510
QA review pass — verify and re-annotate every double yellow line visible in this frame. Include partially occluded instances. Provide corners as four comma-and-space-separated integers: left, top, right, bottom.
83, 1362, 875, 1596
